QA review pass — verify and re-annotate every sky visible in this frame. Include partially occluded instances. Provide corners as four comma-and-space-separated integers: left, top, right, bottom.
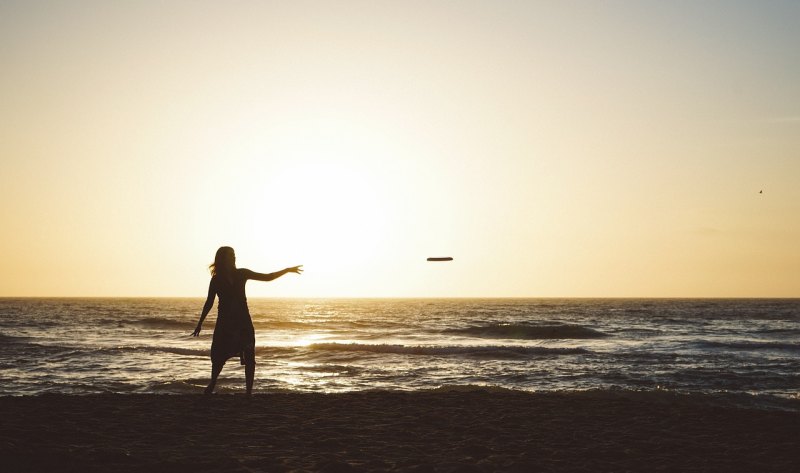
1, 0, 799, 297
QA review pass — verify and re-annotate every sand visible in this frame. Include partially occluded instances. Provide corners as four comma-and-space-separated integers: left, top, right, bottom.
1, 389, 798, 472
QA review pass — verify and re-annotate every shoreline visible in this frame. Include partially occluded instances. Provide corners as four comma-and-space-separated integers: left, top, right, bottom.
2, 390, 798, 472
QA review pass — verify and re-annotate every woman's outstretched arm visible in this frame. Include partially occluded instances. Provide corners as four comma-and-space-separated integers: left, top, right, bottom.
192, 280, 216, 336
244, 265, 303, 282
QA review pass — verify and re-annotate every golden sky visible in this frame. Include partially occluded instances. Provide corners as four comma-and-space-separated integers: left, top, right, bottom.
1, 1, 799, 297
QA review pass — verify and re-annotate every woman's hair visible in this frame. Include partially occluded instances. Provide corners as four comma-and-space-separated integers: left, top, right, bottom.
209, 246, 235, 276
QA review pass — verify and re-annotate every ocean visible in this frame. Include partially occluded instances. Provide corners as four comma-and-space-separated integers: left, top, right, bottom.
1, 298, 798, 401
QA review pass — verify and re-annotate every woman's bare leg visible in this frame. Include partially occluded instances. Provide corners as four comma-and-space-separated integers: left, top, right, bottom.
205, 360, 224, 394
244, 346, 256, 395
245, 362, 255, 395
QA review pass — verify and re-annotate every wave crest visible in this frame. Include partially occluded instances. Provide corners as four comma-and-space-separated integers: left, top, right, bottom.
308, 342, 587, 359
443, 323, 608, 340
129, 318, 195, 330
696, 340, 800, 352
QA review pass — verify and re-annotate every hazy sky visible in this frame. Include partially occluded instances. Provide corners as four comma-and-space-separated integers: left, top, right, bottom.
1, 1, 799, 297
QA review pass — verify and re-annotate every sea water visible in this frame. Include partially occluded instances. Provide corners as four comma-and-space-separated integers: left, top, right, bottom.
1, 298, 798, 400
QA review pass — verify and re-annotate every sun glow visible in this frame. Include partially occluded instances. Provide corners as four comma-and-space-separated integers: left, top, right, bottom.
251, 159, 394, 278
198, 113, 429, 297
284, 333, 329, 348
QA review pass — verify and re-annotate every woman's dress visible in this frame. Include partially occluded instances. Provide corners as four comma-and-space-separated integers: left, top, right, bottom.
210, 269, 256, 365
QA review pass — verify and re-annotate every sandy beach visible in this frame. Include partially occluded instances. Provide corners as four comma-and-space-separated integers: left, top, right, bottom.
1, 389, 798, 472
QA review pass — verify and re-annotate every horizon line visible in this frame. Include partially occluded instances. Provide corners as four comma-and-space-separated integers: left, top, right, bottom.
1, 295, 799, 300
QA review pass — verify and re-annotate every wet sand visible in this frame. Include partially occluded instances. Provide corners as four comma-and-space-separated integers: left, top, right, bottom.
1, 390, 798, 472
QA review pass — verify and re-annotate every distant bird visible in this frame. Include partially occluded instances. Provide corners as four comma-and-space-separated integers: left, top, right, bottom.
759, 190, 763, 194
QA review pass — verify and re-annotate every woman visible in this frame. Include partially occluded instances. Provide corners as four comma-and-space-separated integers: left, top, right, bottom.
192, 246, 302, 394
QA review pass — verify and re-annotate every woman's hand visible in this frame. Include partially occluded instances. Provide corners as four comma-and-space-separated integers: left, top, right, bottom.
286, 265, 303, 275
192, 323, 202, 337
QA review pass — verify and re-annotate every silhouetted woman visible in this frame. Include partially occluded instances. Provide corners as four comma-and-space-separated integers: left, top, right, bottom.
193, 246, 302, 394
